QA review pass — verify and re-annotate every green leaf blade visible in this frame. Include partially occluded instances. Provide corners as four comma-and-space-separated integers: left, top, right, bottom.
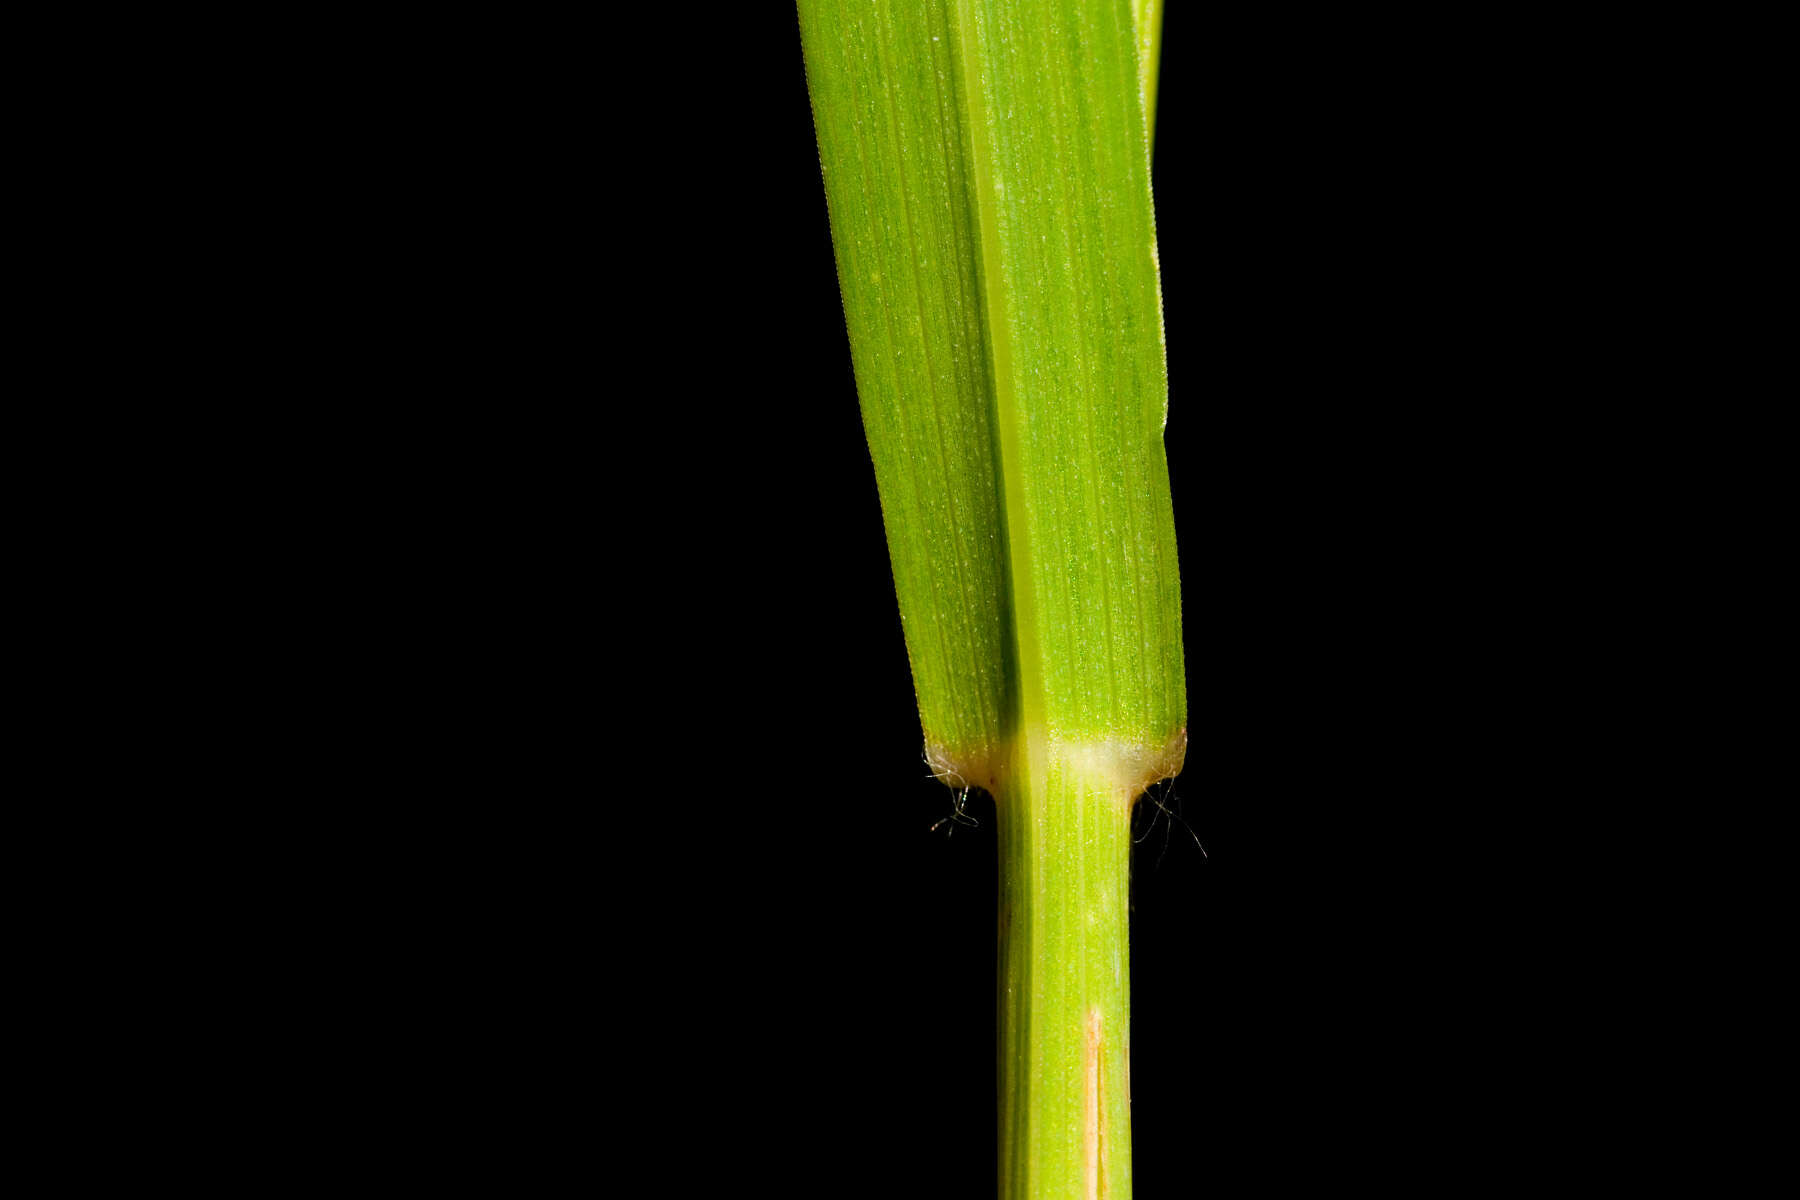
800, 1, 1018, 782
800, 0, 1183, 789
962, 0, 1181, 767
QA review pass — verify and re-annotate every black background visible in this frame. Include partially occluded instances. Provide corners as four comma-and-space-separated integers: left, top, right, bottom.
57, 2, 1724, 1190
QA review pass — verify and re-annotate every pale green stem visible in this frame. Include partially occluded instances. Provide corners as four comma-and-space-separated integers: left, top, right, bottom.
998, 748, 1135, 1200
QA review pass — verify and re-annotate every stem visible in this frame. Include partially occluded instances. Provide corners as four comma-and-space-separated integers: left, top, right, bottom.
998, 747, 1134, 1200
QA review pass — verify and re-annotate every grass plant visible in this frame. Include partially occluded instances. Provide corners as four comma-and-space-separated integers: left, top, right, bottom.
798, 5, 1179, 1195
